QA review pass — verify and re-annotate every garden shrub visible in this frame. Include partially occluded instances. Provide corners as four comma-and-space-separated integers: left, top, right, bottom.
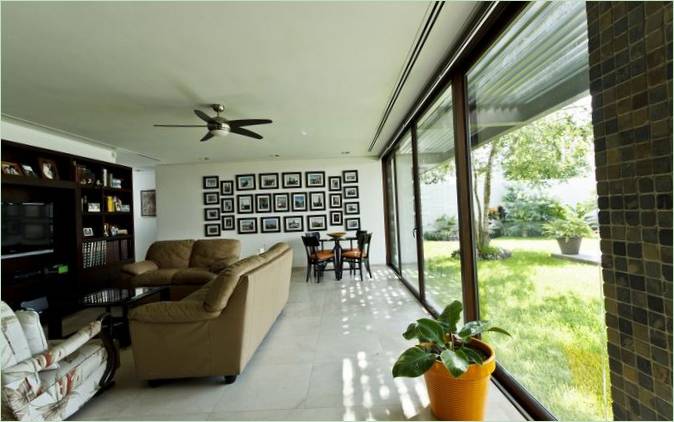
423, 214, 458, 241
500, 186, 565, 237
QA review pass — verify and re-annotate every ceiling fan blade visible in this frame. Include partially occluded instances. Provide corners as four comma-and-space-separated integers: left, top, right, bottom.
194, 109, 213, 123
228, 119, 273, 127
154, 124, 207, 127
200, 132, 214, 142
230, 126, 263, 140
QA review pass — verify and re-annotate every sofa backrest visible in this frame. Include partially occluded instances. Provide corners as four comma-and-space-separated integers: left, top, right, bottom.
189, 239, 241, 270
1, 302, 31, 368
146, 240, 195, 269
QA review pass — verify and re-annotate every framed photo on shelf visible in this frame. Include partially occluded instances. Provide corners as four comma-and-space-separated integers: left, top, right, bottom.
273, 193, 290, 212
344, 186, 359, 199
255, 194, 272, 213
329, 193, 342, 208
236, 174, 256, 191
237, 195, 254, 214
284, 215, 304, 232
343, 170, 358, 184
38, 158, 59, 180
345, 217, 361, 231
1, 161, 23, 176
203, 191, 219, 205
83, 227, 94, 237
328, 176, 342, 191
222, 215, 235, 231
204, 208, 220, 221
259, 173, 279, 190
141, 190, 156, 216
309, 191, 326, 211
330, 211, 343, 226
305, 171, 325, 188
237, 217, 257, 234
307, 214, 327, 231
344, 201, 360, 215
292, 192, 308, 211
220, 180, 234, 196
203, 175, 219, 189
221, 198, 234, 213
21, 164, 38, 178
261, 216, 281, 233
87, 203, 101, 213
282, 172, 302, 188
205, 223, 221, 237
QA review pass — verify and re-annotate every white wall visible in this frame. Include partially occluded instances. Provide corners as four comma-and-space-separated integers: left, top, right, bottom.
133, 169, 157, 260
155, 157, 385, 267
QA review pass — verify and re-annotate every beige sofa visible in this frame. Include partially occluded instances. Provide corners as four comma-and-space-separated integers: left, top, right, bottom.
128, 242, 292, 383
122, 239, 241, 294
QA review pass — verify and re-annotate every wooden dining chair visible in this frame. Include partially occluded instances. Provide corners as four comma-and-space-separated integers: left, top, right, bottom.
301, 235, 334, 282
342, 232, 372, 280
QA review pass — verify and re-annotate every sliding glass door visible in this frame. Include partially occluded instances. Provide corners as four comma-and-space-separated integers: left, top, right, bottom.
385, 155, 399, 271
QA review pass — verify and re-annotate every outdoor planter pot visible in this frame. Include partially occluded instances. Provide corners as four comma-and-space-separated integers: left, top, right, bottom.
556, 236, 582, 255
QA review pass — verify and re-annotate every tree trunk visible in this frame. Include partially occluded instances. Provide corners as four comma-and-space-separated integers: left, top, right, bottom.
477, 144, 497, 250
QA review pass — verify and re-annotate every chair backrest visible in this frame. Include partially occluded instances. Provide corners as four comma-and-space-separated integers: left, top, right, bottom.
1, 302, 32, 368
357, 232, 372, 257
301, 235, 321, 258
304, 231, 320, 240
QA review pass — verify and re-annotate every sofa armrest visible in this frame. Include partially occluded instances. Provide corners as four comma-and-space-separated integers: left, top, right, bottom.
129, 301, 220, 324
209, 257, 239, 274
122, 260, 159, 276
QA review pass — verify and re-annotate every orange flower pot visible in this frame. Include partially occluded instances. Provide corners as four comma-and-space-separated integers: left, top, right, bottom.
423, 339, 496, 421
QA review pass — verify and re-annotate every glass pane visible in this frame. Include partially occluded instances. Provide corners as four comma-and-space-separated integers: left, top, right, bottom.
394, 132, 419, 292
467, 2, 611, 420
416, 88, 462, 311
385, 155, 400, 270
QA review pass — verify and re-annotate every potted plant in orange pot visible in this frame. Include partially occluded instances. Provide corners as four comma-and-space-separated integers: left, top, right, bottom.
392, 301, 510, 421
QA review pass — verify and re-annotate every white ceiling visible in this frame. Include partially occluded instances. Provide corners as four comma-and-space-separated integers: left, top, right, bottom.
1, 1, 479, 166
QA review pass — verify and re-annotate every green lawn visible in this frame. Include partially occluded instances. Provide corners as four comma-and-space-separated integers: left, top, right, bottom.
421, 237, 611, 421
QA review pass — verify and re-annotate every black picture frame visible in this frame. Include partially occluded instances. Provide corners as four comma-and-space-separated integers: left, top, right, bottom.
305, 171, 326, 188
309, 191, 326, 211
344, 186, 359, 199
345, 217, 361, 231
222, 215, 235, 231
344, 201, 360, 215
342, 170, 358, 184
259, 173, 279, 190
237, 194, 254, 214
203, 175, 219, 189
205, 223, 221, 237
260, 216, 281, 233
203, 191, 219, 205
283, 215, 304, 232
273, 193, 290, 212
292, 192, 308, 211
221, 198, 234, 213
328, 176, 342, 191
237, 217, 257, 234
282, 172, 302, 189
204, 207, 220, 221
140, 190, 156, 216
306, 214, 327, 231
220, 180, 234, 196
329, 193, 342, 209
330, 211, 343, 225
236, 174, 256, 191
255, 193, 272, 213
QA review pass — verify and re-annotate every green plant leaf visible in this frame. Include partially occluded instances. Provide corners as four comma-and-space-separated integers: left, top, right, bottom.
392, 346, 436, 378
402, 323, 418, 340
438, 301, 462, 333
457, 320, 489, 340
486, 326, 512, 337
440, 349, 469, 378
416, 318, 447, 346
461, 346, 485, 364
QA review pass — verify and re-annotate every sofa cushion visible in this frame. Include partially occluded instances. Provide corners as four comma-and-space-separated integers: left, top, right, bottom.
204, 255, 265, 313
172, 268, 216, 285
1, 302, 31, 367
189, 239, 241, 269
15, 311, 48, 356
133, 269, 179, 287
146, 240, 195, 269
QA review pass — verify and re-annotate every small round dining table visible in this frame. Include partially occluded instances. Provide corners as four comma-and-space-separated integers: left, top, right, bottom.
320, 236, 357, 280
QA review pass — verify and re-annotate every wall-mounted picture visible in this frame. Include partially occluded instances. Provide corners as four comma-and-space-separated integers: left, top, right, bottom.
329, 193, 342, 209
141, 190, 156, 216
345, 217, 361, 230
292, 192, 307, 211
282, 172, 302, 188
330, 211, 343, 226
344, 201, 360, 215
204, 208, 220, 221
2, 161, 23, 176
261, 216, 281, 233
237, 195, 254, 214
305, 171, 325, 188
309, 191, 326, 211
220, 180, 234, 196
307, 214, 327, 231
203, 191, 219, 205
343, 170, 358, 184
284, 216, 304, 232
344, 186, 359, 199
38, 158, 59, 180
83, 227, 94, 237
21, 164, 38, 178
237, 217, 257, 234
329, 176, 342, 191
222, 215, 235, 231
205, 223, 221, 237
274, 193, 290, 212
236, 174, 256, 191
221, 198, 234, 213
259, 173, 279, 190
256, 194, 272, 213
203, 175, 219, 189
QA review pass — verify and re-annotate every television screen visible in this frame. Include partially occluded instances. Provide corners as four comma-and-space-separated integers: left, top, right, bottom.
1, 202, 54, 258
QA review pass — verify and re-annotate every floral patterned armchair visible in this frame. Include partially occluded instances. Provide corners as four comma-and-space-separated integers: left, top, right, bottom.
1, 301, 118, 421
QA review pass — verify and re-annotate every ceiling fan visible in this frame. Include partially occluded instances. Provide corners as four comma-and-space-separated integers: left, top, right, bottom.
154, 104, 272, 142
